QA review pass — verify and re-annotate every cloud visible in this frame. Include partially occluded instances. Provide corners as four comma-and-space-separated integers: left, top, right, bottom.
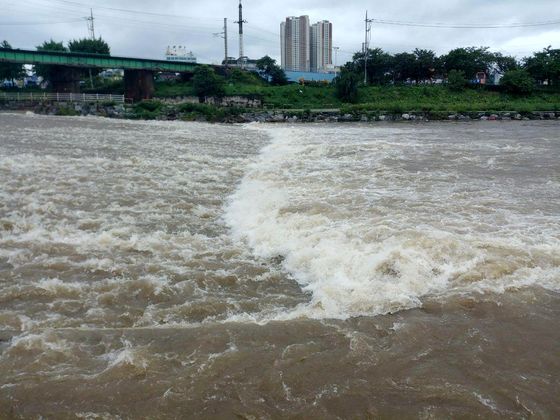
2, 0, 559, 64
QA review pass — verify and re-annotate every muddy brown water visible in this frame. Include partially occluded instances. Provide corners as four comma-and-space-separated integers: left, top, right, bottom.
0, 114, 559, 418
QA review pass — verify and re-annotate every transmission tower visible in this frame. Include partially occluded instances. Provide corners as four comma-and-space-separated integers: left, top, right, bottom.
85, 8, 95, 39
234, 0, 247, 67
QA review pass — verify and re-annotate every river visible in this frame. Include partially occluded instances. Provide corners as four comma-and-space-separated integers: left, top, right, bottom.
1, 113, 559, 418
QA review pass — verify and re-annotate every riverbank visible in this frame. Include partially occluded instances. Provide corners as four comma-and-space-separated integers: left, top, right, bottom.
1, 100, 559, 123
3, 82, 560, 122
152, 82, 560, 112
0, 100, 560, 123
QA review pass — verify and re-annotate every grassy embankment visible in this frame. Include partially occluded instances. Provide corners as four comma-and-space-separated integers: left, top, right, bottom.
153, 80, 560, 113
348, 85, 560, 114
154, 80, 339, 109
3, 77, 559, 119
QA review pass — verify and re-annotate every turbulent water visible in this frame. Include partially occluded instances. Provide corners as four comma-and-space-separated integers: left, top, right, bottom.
0, 113, 559, 418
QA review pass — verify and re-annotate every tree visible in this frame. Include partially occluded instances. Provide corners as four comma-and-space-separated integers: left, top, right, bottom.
256, 55, 288, 85
228, 68, 262, 85
68, 38, 110, 55
390, 49, 438, 83
447, 69, 467, 91
500, 69, 535, 95
0, 41, 25, 84
413, 49, 438, 82
492, 53, 518, 73
351, 48, 394, 85
192, 65, 225, 102
392, 52, 416, 83
442, 47, 494, 79
524, 46, 560, 86
333, 68, 360, 103
34, 40, 68, 84
68, 37, 110, 80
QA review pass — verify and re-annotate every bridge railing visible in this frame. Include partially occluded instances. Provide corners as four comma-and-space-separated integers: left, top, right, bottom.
0, 92, 125, 103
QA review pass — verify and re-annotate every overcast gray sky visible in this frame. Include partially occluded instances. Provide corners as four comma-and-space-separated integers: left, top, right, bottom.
2, 0, 560, 64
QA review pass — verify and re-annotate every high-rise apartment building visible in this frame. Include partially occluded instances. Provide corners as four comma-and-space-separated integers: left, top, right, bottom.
281, 17, 333, 73
310, 20, 333, 72
280, 16, 310, 72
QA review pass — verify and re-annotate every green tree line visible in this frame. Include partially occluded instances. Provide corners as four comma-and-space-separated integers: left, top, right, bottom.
0, 38, 110, 87
0, 41, 25, 83
334, 46, 560, 102
342, 46, 558, 85
35, 38, 110, 83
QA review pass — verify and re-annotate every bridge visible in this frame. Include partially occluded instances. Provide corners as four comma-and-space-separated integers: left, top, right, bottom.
0, 48, 200, 101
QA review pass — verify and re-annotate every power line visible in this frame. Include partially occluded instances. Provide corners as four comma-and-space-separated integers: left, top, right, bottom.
91, 13, 218, 31
0, 19, 84, 25
31, 0, 222, 21
5, 1, 89, 21
372, 18, 560, 29
7, 0, 221, 37
10, 0, 220, 31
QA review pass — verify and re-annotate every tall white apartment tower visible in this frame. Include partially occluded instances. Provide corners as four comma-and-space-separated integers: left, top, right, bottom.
310, 20, 333, 72
280, 16, 310, 72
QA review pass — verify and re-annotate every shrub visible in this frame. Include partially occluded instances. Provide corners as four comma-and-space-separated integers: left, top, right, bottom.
333, 69, 360, 103
192, 66, 226, 102
56, 106, 79, 116
387, 103, 404, 113
228, 68, 262, 85
132, 100, 163, 119
135, 100, 162, 112
500, 69, 535, 95
177, 102, 244, 122
447, 70, 468, 91
256, 56, 288, 86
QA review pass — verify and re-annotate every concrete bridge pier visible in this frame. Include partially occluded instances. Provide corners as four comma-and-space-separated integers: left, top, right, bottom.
124, 69, 155, 102
51, 66, 81, 93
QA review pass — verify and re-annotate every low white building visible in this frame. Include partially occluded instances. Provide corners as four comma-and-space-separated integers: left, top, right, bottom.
165, 46, 197, 63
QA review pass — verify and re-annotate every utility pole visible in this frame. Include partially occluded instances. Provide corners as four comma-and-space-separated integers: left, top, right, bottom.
224, 18, 228, 68
234, 0, 247, 68
364, 10, 373, 85
85, 9, 95, 89
214, 19, 229, 67
333, 46, 340, 68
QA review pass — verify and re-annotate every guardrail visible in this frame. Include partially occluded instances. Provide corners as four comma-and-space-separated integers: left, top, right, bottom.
0, 92, 125, 103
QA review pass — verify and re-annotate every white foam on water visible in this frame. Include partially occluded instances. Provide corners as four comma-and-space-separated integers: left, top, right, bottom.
37, 278, 83, 297
225, 125, 560, 320
75, 412, 123, 420
4, 331, 76, 362
101, 339, 149, 371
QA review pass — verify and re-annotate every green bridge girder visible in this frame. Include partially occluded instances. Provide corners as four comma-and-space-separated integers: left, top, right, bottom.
0, 47, 199, 73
